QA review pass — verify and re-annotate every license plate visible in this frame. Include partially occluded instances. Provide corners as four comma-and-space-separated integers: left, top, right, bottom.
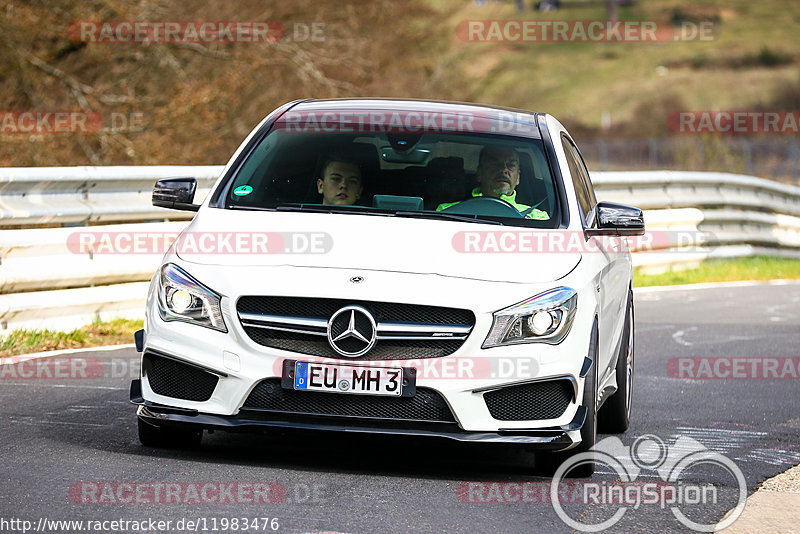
292, 361, 403, 397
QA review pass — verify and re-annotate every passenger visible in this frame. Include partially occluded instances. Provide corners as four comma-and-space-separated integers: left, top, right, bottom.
436, 146, 549, 220
317, 155, 363, 206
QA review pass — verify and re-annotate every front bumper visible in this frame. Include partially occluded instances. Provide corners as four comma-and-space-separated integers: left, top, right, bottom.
139, 261, 599, 444
131, 379, 584, 449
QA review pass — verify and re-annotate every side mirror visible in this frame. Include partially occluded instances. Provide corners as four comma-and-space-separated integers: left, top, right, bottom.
152, 177, 200, 212
585, 201, 645, 236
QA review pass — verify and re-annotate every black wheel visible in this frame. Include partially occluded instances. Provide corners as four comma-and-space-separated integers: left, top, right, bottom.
599, 290, 634, 433
137, 418, 202, 449
537, 321, 598, 478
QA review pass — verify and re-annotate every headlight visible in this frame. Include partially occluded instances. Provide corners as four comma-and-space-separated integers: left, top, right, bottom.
156, 263, 227, 332
483, 287, 577, 348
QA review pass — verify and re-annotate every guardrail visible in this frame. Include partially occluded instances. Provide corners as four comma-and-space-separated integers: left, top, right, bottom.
1, 167, 799, 332
592, 171, 800, 217
593, 171, 800, 272
0, 166, 222, 227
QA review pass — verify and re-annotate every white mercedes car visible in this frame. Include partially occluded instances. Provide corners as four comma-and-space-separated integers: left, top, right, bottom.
131, 98, 643, 476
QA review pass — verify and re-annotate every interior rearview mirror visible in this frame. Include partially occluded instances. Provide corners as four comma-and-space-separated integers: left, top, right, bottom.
380, 146, 431, 164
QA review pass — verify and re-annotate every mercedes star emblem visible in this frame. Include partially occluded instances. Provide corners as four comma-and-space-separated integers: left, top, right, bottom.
327, 305, 377, 357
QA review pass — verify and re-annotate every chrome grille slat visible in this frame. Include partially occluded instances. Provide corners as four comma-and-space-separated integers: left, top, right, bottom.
237, 296, 475, 360
240, 312, 472, 341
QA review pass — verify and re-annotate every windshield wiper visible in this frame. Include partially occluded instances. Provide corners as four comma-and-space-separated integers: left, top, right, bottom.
394, 211, 504, 225
228, 205, 276, 212
275, 204, 391, 216
234, 204, 502, 225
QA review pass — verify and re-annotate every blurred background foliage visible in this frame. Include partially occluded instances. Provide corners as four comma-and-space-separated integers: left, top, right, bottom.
1, 0, 799, 180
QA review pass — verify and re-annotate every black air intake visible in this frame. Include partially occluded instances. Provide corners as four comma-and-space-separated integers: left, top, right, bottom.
142, 352, 219, 402
242, 378, 456, 423
483, 380, 573, 421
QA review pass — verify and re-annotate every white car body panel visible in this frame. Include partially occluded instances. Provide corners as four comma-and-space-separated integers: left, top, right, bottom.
136, 104, 636, 452
175, 209, 582, 284
143, 252, 600, 432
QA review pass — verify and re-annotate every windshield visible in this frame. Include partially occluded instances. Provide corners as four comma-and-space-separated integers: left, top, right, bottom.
222, 125, 560, 228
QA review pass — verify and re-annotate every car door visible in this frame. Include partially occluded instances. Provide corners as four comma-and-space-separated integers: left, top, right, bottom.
560, 134, 629, 382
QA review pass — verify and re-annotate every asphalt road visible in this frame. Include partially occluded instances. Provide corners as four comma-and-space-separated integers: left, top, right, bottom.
1, 281, 799, 533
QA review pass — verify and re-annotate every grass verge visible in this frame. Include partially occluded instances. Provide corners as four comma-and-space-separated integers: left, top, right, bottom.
0, 318, 142, 359
634, 255, 800, 287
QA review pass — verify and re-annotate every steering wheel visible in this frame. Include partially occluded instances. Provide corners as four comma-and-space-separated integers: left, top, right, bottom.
439, 196, 524, 218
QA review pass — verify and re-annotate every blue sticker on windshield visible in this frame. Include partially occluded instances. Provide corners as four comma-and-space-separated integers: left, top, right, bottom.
233, 185, 253, 196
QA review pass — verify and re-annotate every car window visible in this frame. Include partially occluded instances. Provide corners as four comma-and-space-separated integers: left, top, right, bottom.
561, 135, 592, 222
570, 139, 597, 211
223, 128, 562, 228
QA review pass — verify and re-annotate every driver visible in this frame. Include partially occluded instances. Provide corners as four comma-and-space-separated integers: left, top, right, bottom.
317, 155, 363, 205
436, 146, 549, 220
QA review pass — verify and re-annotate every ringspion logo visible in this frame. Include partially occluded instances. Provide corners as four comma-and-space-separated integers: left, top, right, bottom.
457, 480, 689, 504
551, 435, 746, 532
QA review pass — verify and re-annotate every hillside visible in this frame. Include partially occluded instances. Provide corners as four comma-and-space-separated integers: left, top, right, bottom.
433, 0, 800, 137
1, 0, 799, 173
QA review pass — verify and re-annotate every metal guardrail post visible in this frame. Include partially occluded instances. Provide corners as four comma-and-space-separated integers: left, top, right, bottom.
790, 141, 800, 185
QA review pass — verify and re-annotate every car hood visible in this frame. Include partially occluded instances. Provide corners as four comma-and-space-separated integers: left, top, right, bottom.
174, 208, 581, 284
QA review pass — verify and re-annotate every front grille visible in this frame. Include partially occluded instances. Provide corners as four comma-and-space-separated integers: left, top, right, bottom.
238, 296, 474, 360
238, 297, 474, 325
243, 329, 464, 360
242, 378, 457, 423
483, 380, 573, 421
142, 352, 219, 402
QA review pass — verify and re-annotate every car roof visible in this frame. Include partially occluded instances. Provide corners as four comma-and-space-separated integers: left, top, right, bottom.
293, 97, 541, 116
278, 98, 545, 138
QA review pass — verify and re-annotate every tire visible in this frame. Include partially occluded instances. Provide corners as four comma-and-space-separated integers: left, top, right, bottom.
137, 418, 202, 449
598, 290, 634, 433
537, 321, 598, 478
